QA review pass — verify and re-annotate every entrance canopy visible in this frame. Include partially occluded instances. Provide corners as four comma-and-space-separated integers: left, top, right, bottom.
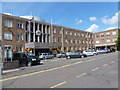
95, 43, 116, 47
25, 42, 58, 49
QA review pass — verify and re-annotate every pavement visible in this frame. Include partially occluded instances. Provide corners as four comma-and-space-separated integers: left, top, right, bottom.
1, 52, 118, 88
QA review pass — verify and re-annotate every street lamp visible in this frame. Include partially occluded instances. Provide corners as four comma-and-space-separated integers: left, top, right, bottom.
36, 30, 42, 42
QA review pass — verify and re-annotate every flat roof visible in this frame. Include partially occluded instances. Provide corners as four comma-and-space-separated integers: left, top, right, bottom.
2, 13, 93, 34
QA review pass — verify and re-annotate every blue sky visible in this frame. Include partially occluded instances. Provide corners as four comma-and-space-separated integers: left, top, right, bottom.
2, 2, 118, 32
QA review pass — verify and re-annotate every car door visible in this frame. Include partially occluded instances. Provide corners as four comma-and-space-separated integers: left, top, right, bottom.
70, 52, 75, 58
21, 54, 28, 65
46, 53, 50, 58
44, 53, 48, 59
73, 51, 79, 58
62, 53, 66, 57
84, 50, 91, 55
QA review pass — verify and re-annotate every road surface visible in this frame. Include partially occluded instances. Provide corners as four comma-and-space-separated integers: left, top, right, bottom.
1, 52, 118, 88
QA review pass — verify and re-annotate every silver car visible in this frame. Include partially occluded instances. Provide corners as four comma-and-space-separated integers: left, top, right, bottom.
56, 52, 66, 58
39, 53, 54, 60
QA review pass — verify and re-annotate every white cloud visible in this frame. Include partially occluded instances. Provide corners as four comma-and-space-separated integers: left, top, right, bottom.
76, 18, 83, 25
101, 12, 119, 25
89, 16, 97, 21
86, 24, 99, 32
104, 27, 118, 31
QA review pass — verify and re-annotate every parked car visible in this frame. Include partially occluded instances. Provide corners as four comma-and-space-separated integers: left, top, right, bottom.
80, 50, 87, 58
38, 53, 54, 60
110, 48, 115, 52
80, 53, 87, 58
12, 52, 41, 66
56, 52, 66, 58
96, 49, 108, 53
83, 50, 98, 56
66, 51, 82, 59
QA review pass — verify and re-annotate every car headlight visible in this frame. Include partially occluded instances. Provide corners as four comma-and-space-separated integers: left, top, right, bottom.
32, 59, 36, 61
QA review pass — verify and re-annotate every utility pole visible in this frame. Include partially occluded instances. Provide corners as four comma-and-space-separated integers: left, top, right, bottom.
61, 28, 64, 52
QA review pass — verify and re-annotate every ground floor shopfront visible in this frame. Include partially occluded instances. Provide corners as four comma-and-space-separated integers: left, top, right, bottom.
95, 43, 117, 50
25, 42, 58, 55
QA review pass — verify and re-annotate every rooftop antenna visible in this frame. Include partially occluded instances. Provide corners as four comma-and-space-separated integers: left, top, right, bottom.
30, 11, 32, 16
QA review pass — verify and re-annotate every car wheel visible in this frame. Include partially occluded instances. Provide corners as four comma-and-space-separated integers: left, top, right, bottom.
67, 56, 71, 59
27, 62, 32, 66
81, 55, 84, 58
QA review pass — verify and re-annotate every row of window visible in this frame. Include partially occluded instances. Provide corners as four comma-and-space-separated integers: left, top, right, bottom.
5, 20, 24, 29
52, 28, 93, 38
96, 31, 117, 38
53, 36, 93, 44
4, 32, 23, 41
58, 46, 92, 51
96, 38, 117, 43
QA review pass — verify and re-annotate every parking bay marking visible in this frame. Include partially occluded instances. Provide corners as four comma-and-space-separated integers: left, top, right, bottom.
110, 61, 115, 64
103, 64, 108, 67
50, 81, 67, 88
76, 73, 87, 78
91, 67, 99, 72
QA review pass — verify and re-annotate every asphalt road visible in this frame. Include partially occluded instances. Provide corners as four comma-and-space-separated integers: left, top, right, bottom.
1, 52, 118, 88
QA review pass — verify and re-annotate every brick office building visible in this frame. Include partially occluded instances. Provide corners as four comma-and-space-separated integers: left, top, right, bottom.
1, 13, 94, 61
94, 28, 119, 50
1, 13, 119, 62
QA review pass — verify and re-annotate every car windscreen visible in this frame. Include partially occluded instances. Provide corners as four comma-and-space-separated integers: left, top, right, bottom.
26, 53, 35, 57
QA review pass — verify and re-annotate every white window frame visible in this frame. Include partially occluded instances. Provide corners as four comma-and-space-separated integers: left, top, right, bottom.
106, 32, 110, 36
65, 30, 67, 35
4, 32, 12, 40
53, 28, 56, 33
112, 31, 116, 35
16, 22, 23, 29
112, 38, 117, 42
106, 39, 111, 42
96, 41, 99, 44
5, 20, 12, 27
70, 32, 72, 35
78, 33, 80, 36
81, 34, 84, 37
16, 34, 23, 41
74, 33, 77, 36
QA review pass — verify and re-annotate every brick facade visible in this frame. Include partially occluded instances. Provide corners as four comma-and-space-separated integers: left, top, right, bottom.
94, 28, 119, 49
1, 14, 119, 62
